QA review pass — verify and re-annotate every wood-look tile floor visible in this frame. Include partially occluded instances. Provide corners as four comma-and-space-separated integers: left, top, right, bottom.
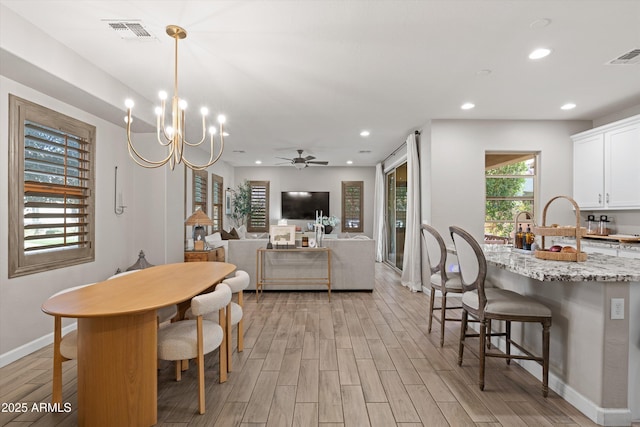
0, 263, 623, 426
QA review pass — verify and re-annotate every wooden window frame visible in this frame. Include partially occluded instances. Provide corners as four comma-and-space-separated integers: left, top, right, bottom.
192, 169, 208, 215
8, 95, 96, 278
248, 180, 270, 233
484, 152, 538, 240
341, 181, 364, 233
211, 173, 223, 233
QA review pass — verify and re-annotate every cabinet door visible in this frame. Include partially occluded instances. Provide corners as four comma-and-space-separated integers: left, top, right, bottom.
573, 134, 604, 208
605, 122, 640, 208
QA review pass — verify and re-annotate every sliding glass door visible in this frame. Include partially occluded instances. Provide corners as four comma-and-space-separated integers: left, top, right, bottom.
386, 162, 407, 270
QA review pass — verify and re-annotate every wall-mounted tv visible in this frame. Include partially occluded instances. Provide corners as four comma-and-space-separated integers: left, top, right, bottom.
281, 191, 329, 220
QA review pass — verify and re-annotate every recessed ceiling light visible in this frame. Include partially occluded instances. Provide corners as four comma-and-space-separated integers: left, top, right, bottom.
222, 132, 230, 137
476, 69, 492, 76
360, 130, 370, 137
561, 103, 576, 110
346, 160, 353, 165
529, 48, 551, 60
255, 160, 262, 164
461, 103, 475, 110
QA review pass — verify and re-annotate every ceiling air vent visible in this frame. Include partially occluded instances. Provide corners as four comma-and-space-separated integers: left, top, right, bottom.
606, 48, 640, 65
104, 20, 156, 40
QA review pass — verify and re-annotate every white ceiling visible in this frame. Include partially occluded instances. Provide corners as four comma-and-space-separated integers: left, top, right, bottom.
1, 0, 639, 167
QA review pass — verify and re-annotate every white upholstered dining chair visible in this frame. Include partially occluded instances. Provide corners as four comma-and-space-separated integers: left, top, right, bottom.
50, 282, 96, 404
221, 270, 250, 371
449, 225, 552, 396
157, 283, 231, 414
185, 270, 250, 372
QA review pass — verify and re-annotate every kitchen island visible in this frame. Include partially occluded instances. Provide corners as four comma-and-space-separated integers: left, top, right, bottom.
477, 245, 639, 426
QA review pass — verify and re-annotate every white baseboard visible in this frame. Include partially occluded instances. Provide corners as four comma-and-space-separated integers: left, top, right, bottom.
484, 330, 632, 426
0, 323, 77, 368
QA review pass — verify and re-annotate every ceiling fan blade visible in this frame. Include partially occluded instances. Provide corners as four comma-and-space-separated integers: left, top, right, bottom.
275, 157, 293, 161
307, 161, 329, 165
304, 155, 316, 161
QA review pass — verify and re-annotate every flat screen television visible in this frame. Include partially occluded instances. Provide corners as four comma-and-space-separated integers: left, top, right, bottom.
281, 191, 329, 220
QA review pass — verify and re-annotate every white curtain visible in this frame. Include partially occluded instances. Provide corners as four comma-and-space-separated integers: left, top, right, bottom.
401, 133, 422, 291
373, 163, 386, 262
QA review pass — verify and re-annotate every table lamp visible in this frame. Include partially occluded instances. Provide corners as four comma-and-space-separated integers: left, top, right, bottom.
185, 209, 214, 250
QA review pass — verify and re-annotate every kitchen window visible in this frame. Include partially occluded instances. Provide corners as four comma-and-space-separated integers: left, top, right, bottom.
8, 95, 96, 278
485, 152, 537, 241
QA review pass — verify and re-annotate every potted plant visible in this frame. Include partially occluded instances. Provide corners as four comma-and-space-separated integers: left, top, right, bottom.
321, 215, 339, 234
229, 180, 251, 228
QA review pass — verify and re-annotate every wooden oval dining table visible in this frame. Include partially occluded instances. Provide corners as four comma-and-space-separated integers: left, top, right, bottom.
41, 261, 236, 427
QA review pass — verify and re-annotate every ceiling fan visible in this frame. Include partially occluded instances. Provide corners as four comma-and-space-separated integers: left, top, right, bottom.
276, 149, 329, 169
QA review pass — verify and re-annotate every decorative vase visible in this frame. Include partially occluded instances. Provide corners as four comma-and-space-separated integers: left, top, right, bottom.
324, 225, 333, 234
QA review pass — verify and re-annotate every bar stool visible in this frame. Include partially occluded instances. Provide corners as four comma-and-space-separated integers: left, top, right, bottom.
421, 224, 463, 347
449, 225, 552, 396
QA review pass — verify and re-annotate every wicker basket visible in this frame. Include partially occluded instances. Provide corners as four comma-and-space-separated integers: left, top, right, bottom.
533, 196, 587, 262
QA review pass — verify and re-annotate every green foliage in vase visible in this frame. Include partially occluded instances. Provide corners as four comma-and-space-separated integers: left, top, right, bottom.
230, 180, 251, 227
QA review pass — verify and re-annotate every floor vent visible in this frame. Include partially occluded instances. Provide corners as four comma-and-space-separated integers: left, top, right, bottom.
104, 20, 156, 40
606, 48, 640, 65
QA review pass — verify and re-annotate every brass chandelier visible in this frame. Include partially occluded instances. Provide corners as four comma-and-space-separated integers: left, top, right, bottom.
124, 25, 225, 171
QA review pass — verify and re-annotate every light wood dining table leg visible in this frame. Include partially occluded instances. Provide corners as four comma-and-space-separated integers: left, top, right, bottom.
77, 310, 157, 427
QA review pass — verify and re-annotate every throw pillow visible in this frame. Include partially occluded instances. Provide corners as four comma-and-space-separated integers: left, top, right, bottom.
222, 229, 239, 240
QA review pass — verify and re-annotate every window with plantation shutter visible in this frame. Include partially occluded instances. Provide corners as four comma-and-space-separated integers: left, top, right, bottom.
248, 181, 269, 233
342, 181, 364, 232
9, 95, 96, 278
211, 174, 223, 232
192, 169, 208, 214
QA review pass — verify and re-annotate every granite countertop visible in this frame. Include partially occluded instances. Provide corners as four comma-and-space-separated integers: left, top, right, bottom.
482, 245, 640, 282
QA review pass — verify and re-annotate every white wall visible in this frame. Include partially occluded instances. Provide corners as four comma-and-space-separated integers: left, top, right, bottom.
0, 76, 187, 364
233, 166, 376, 237
424, 119, 593, 241
0, 77, 133, 358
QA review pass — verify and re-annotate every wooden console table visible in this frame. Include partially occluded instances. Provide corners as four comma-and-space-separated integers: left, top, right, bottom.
41, 262, 236, 427
256, 247, 332, 301
184, 247, 225, 262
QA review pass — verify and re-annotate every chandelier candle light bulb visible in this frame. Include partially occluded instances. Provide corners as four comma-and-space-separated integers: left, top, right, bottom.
124, 25, 227, 171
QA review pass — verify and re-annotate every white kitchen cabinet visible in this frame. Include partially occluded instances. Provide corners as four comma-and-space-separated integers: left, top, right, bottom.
605, 122, 640, 208
573, 133, 605, 208
572, 115, 640, 210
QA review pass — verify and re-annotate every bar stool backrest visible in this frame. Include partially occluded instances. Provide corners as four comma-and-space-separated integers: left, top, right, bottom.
449, 226, 488, 312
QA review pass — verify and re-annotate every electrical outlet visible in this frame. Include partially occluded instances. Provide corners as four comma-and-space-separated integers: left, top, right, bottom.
611, 298, 624, 320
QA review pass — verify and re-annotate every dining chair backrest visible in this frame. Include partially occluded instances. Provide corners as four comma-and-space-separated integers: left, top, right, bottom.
51, 282, 97, 298
106, 270, 141, 280
449, 226, 488, 311
191, 283, 231, 317
223, 270, 250, 293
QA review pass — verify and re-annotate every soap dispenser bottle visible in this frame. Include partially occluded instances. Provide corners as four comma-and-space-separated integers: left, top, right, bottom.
515, 226, 523, 249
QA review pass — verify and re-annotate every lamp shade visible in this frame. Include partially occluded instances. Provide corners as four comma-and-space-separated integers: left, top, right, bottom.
185, 209, 214, 226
